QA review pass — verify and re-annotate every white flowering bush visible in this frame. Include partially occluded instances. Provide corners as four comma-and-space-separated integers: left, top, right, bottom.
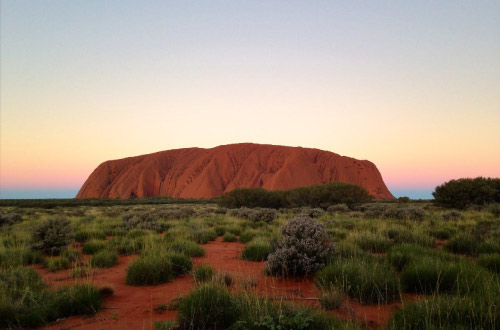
265, 216, 335, 276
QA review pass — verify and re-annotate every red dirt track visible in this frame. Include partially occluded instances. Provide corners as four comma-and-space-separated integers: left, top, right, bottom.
39, 238, 413, 330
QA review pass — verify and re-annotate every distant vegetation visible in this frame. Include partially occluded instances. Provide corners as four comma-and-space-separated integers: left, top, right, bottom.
218, 182, 372, 209
433, 177, 500, 209
0, 196, 216, 208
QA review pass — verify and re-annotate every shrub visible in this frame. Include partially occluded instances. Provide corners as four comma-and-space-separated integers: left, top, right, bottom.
319, 290, 344, 310
44, 256, 71, 272
167, 239, 205, 257
90, 250, 118, 268
353, 232, 392, 253
0, 213, 22, 227
477, 254, 500, 273
388, 295, 500, 330
444, 233, 479, 255
399, 257, 480, 294
126, 253, 173, 285
301, 208, 326, 218
74, 230, 106, 243
383, 206, 426, 221
223, 233, 238, 242
218, 182, 372, 209
178, 284, 239, 330
327, 204, 350, 214
107, 236, 143, 255
122, 211, 165, 232
239, 230, 257, 243
53, 284, 102, 316
61, 248, 82, 262
192, 228, 217, 244
214, 226, 225, 236
442, 210, 465, 221
242, 238, 272, 261
194, 265, 215, 283
31, 216, 73, 255
316, 258, 399, 304
429, 227, 454, 240
266, 216, 335, 276
433, 177, 500, 209
478, 239, 500, 254
169, 253, 193, 276
82, 240, 107, 254
387, 244, 455, 272
487, 203, 500, 217
0, 247, 43, 267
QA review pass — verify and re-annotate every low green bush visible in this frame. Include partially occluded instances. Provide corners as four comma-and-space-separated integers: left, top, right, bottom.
192, 229, 217, 244
388, 295, 500, 330
241, 238, 272, 261
74, 230, 106, 243
178, 284, 239, 329
31, 216, 73, 255
45, 256, 71, 272
223, 233, 238, 242
107, 236, 143, 255
400, 257, 481, 294
0, 247, 43, 267
353, 232, 392, 253
169, 252, 193, 276
90, 250, 118, 268
239, 230, 257, 243
193, 265, 214, 283
477, 254, 500, 273
316, 258, 399, 304
61, 248, 82, 262
168, 238, 205, 257
82, 240, 107, 255
444, 233, 479, 255
319, 289, 344, 310
126, 253, 173, 285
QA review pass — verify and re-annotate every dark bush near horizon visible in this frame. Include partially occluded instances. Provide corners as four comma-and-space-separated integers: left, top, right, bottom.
218, 182, 371, 209
433, 177, 500, 209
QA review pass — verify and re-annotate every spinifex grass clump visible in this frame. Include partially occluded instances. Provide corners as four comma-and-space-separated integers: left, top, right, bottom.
44, 256, 71, 272
90, 250, 118, 268
477, 254, 500, 273
0, 247, 43, 267
444, 233, 479, 255
82, 239, 107, 254
0, 267, 102, 328
242, 237, 272, 261
177, 283, 354, 330
167, 238, 205, 257
316, 257, 399, 304
126, 252, 174, 285
194, 265, 215, 283
74, 230, 106, 243
107, 236, 143, 255
169, 252, 193, 276
352, 231, 392, 253
388, 294, 500, 330
192, 228, 217, 244
61, 248, 82, 262
177, 284, 239, 329
31, 216, 73, 255
265, 216, 335, 276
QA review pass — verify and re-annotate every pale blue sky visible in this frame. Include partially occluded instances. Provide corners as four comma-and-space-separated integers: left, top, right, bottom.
1, 1, 499, 199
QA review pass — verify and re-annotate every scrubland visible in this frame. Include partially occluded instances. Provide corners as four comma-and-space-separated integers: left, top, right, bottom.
1, 198, 499, 329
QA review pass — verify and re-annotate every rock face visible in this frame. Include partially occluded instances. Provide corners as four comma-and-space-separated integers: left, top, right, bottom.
76, 143, 394, 200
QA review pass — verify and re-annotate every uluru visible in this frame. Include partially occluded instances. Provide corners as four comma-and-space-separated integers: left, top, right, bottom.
76, 143, 394, 200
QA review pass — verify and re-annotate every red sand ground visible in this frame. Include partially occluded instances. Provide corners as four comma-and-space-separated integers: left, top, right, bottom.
76, 143, 394, 200
39, 238, 419, 330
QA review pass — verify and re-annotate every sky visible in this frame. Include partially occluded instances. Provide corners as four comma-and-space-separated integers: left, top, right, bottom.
1, 1, 499, 199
